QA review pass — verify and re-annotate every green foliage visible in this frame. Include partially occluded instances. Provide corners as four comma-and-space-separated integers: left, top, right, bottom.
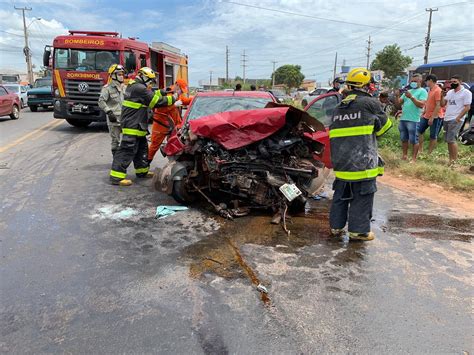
370, 44, 412, 79
272, 65, 305, 90
379, 118, 474, 192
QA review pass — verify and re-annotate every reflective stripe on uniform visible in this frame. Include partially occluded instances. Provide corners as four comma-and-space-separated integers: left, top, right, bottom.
122, 128, 147, 136
123, 100, 146, 109
329, 125, 374, 139
167, 95, 173, 106
149, 90, 162, 108
376, 118, 393, 136
110, 170, 127, 179
135, 167, 149, 174
334, 167, 382, 181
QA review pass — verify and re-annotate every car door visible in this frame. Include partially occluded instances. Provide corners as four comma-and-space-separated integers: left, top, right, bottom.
0, 86, 12, 116
304, 92, 341, 169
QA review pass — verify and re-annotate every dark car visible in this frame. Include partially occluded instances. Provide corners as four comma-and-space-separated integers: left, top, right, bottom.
27, 77, 53, 112
0, 84, 21, 120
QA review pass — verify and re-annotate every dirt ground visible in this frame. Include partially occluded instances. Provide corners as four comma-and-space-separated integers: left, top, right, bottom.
378, 172, 474, 218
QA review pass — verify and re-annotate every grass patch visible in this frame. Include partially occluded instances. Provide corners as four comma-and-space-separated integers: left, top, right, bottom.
379, 118, 474, 192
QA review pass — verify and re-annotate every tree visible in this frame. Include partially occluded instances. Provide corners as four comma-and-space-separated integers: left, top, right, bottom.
272, 65, 304, 91
370, 44, 412, 80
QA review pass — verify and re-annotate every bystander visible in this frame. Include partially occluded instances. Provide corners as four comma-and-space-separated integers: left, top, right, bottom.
441, 74, 472, 165
396, 74, 427, 162
418, 74, 442, 154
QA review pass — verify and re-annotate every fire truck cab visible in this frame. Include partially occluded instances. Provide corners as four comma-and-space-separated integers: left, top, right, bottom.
44, 30, 188, 127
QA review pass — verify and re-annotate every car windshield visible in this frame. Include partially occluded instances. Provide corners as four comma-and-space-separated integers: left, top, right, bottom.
3, 85, 20, 93
271, 90, 285, 96
54, 48, 120, 72
34, 79, 52, 88
186, 96, 272, 121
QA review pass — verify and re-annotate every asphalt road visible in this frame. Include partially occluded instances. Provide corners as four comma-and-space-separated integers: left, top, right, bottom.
1, 109, 473, 354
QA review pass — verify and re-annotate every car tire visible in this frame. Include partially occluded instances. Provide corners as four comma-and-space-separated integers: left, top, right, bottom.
20, 99, 25, 108
10, 104, 20, 120
29, 105, 38, 112
288, 195, 307, 213
66, 119, 91, 128
171, 180, 197, 204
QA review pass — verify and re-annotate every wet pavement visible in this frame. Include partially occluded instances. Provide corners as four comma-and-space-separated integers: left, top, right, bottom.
0, 115, 473, 353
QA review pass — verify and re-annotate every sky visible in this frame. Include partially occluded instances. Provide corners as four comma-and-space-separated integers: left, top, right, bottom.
0, 0, 473, 86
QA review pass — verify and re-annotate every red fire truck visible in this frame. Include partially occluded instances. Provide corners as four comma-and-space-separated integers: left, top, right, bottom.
43, 30, 189, 127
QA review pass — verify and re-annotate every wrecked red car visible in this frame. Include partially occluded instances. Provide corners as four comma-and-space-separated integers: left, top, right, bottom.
154, 102, 329, 222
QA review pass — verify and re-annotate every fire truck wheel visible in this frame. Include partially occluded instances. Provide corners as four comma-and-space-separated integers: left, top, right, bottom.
66, 119, 91, 128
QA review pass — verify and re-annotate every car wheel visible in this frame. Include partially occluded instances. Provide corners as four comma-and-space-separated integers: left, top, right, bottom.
29, 105, 38, 112
66, 119, 91, 128
171, 180, 197, 204
10, 105, 20, 120
20, 99, 25, 108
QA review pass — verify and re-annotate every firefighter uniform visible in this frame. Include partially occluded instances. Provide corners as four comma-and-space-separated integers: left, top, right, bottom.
329, 90, 392, 240
148, 79, 193, 162
110, 70, 175, 185
98, 80, 124, 155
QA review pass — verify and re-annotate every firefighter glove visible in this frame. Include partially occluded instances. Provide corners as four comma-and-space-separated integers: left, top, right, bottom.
107, 111, 118, 123
174, 100, 183, 107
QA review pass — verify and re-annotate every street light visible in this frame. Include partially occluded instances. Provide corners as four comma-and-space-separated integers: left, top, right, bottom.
27, 17, 42, 29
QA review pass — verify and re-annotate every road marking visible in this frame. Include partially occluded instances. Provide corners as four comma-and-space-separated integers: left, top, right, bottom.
0, 119, 64, 154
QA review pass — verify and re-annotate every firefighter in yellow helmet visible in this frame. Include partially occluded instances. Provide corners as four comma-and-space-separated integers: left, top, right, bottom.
99, 64, 125, 156
109, 67, 176, 186
329, 68, 392, 241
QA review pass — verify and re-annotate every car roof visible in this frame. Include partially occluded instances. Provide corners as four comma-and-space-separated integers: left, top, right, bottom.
195, 90, 275, 98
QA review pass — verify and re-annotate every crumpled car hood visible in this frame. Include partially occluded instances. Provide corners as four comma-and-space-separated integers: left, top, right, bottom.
188, 103, 325, 150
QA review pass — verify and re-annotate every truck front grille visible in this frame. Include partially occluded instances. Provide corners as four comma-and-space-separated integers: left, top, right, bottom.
65, 79, 102, 105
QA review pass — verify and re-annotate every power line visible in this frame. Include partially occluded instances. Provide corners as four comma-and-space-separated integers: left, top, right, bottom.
221, 0, 416, 32
0, 29, 24, 37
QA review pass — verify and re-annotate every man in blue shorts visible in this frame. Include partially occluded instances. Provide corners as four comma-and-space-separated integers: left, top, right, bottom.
418, 74, 443, 154
396, 74, 428, 162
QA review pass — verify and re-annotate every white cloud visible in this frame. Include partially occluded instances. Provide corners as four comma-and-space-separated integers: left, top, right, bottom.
1, 0, 472, 86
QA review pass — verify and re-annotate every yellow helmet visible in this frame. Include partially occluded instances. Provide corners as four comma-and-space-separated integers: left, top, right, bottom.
108, 64, 124, 75
345, 67, 372, 88
138, 67, 156, 80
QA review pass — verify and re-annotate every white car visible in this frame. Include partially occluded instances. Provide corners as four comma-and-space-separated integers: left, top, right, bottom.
301, 87, 333, 107
3, 84, 29, 108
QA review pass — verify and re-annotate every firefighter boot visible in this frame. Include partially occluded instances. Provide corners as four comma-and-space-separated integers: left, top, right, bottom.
137, 171, 154, 179
330, 228, 346, 238
349, 231, 375, 241
111, 179, 133, 186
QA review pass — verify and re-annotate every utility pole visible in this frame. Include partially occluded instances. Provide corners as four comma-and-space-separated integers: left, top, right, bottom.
424, 8, 438, 64
209, 70, 213, 87
15, 6, 33, 84
333, 52, 338, 81
366, 36, 372, 69
225, 46, 229, 84
271, 60, 277, 88
241, 50, 247, 84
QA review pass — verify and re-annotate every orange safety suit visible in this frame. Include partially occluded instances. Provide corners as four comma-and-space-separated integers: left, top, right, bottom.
148, 79, 193, 161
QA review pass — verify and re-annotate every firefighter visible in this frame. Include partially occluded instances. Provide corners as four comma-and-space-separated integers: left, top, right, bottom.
99, 64, 125, 156
109, 67, 176, 186
148, 78, 193, 162
329, 68, 392, 241
328, 77, 345, 94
